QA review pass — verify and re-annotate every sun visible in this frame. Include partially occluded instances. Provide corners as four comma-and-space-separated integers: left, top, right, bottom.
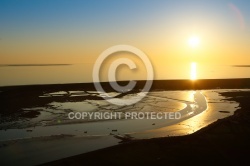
188, 36, 200, 48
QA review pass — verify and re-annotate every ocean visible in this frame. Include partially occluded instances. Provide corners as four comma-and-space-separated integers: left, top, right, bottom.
1, 63, 250, 86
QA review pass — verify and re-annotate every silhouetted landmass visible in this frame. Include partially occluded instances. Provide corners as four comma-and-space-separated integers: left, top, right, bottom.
1, 78, 250, 91
232, 65, 250, 67
0, 64, 72, 67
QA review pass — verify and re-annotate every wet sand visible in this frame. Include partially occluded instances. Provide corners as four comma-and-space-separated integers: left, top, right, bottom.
1, 79, 250, 165
44, 91, 250, 166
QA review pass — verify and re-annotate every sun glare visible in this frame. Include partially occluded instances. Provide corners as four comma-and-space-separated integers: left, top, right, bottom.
188, 36, 200, 48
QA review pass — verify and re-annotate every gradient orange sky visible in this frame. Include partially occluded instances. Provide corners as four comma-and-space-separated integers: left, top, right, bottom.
0, 0, 250, 65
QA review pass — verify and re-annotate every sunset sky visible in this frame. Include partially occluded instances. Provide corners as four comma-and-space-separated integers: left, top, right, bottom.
0, 0, 250, 65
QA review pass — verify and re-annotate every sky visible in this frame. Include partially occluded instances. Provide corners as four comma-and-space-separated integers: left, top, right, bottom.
0, 0, 250, 65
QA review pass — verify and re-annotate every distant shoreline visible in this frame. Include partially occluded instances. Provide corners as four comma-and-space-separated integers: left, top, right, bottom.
1, 78, 250, 91
0, 64, 72, 67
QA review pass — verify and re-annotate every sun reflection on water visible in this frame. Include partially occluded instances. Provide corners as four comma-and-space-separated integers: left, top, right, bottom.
190, 62, 197, 80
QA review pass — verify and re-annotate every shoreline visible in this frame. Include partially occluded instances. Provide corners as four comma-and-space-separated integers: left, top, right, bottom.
42, 90, 250, 166
1, 78, 250, 90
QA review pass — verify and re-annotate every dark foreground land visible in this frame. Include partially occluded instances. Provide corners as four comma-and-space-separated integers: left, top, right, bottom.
1, 79, 250, 166
43, 91, 250, 166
